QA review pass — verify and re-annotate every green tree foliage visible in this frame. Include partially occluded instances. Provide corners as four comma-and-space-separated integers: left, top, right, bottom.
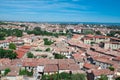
19, 68, 26, 75
42, 75, 51, 80
107, 31, 120, 37
27, 27, 67, 37
109, 66, 115, 71
35, 49, 42, 52
95, 31, 102, 35
106, 25, 120, 30
97, 74, 108, 80
83, 30, 94, 35
19, 68, 33, 76
0, 21, 8, 25
71, 73, 86, 80
41, 72, 86, 80
59, 72, 71, 79
45, 48, 50, 52
107, 31, 116, 37
54, 53, 67, 59
67, 31, 73, 39
0, 48, 17, 59
115, 77, 120, 80
34, 27, 41, 31
0, 32, 6, 40
4, 68, 11, 76
27, 52, 34, 58
43, 38, 54, 45
0, 28, 23, 38
9, 43, 16, 50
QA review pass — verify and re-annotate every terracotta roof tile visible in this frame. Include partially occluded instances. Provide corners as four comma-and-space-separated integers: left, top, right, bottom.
83, 62, 99, 69
92, 69, 114, 76
69, 64, 80, 70
44, 64, 58, 72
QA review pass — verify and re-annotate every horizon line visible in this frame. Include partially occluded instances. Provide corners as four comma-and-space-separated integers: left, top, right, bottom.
1, 20, 120, 24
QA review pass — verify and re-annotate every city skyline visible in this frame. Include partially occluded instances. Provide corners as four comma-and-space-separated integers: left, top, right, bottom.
0, 0, 120, 23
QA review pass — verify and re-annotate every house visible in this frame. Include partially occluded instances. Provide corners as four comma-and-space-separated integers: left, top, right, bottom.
13, 40, 24, 46
94, 36, 110, 43
83, 62, 99, 71
44, 64, 58, 75
58, 63, 69, 73
72, 34, 84, 40
110, 37, 120, 42
112, 57, 120, 64
0, 64, 20, 80
73, 27, 82, 33
82, 37, 93, 45
6, 66, 20, 80
15, 45, 31, 58
72, 53, 86, 68
53, 48, 72, 58
92, 57, 115, 69
69, 63, 81, 74
22, 35, 34, 45
0, 40, 10, 48
87, 69, 114, 80
67, 39, 91, 51
81, 35, 110, 45
104, 42, 120, 50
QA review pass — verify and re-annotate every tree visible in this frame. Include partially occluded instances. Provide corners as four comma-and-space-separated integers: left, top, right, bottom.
97, 74, 108, 80
95, 31, 102, 35
9, 43, 16, 50
0, 48, 17, 59
0, 32, 6, 40
19, 68, 26, 75
4, 68, 11, 76
107, 32, 115, 37
27, 52, 34, 58
115, 77, 120, 80
34, 27, 41, 31
83, 30, 94, 35
19, 68, 33, 76
67, 31, 73, 39
16, 30, 23, 37
0, 28, 23, 38
45, 48, 50, 52
43, 38, 54, 45
27, 68, 33, 76
41, 72, 86, 80
109, 66, 115, 71
59, 72, 71, 79
71, 73, 86, 80
8, 51, 17, 59
54, 53, 67, 59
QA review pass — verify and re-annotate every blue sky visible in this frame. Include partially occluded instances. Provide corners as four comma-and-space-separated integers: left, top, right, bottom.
0, 0, 120, 23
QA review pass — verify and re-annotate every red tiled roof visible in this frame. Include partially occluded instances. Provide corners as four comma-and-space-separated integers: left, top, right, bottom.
67, 40, 91, 49
21, 45, 31, 49
94, 35, 109, 39
69, 64, 80, 70
86, 34, 94, 37
23, 62, 39, 67
94, 57, 116, 65
59, 63, 68, 70
44, 64, 58, 72
92, 69, 114, 76
112, 57, 120, 61
83, 62, 99, 69
15, 46, 30, 58
72, 53, 85, 61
